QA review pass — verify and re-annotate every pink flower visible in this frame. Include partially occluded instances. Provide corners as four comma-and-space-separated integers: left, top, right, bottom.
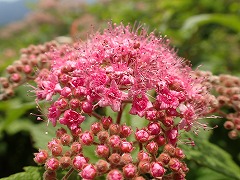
48, 105, 61, 126
130, 92, 153, 117
34, 23, 207, 132
98, 80, 128, 112
59, 110, 85, 130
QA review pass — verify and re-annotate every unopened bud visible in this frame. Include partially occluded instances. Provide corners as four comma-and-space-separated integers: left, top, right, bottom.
80, 164, 97, 179
107, 169, 123, 180
108, 153, 121, 165
101, 116, 113, 130
123, 163, 137, 179
45, 158, 59, 171
96, 159, 110, 174
59, 156, 71, 169
60, 133, 72, 146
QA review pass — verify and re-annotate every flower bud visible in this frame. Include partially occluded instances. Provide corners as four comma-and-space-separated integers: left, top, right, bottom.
123, 163, 137, 179
6, 65, 15, 74
224, 121, 234, 130
59, 156, 71, 169
82, 101, 93, 113
109, 135, 121, 149
168, 158, 181, 172
43, 170, 57, 180
80, 131, 94, 145
71, 127, 82, 137
72, 155, 88, 170
80, 164, 97, 179
108, 153, 121, 165
157, 153, 170, 165
48, 138, 61, 150
175, 147, 185, 159
145, 110, 158, 121
96, 159, 110, 174
120, 153, 133, 165
150, 162, 165, 178
56, 128, 67, 139
121, 141, 134, 153
137, 150, 151, 162
135, 129, 149, 143
61, 87, 72, 98
45, 158, 59, 171
23, 65, 32, 74
164, 144, 175, 156
145, 141, 158, 154
107, 169, 123, 180
138, 160, 150, 174
69, 98, 81, 110
34, 150, 48, 164
120, 124, 132, 137
10, 73, 21, 83
109, 124, 120, 135
97, 130, 109, 144
60, 133, 72, 146
54, 98, 68, 110
173, 172, 186, 180
95, 145, 110, 158
91, 122, 103, 135
148, 122, 161, 135
228, 130, 238, 139
181, 162, 189, 173
51, 144, 63, 156
154, 135, 166, 146
71, 142, 82, 154
162, 117, 174, 127
101, 116, 113, 130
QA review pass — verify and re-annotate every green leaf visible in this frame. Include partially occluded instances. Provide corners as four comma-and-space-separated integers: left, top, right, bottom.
29, 122, 64, 149
121, 104, 148, 130
0, 99, 36, 131
181, 14, 240, 38
0, 166, 82, 180
194, 167, 231, 180
180, 132, 240, 180
0, 166, 44, 180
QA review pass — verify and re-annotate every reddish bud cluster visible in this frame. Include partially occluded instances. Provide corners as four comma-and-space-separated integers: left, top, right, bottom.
0, 41, 59, 100
34, 115, 189, 179
195, 71, 240, 139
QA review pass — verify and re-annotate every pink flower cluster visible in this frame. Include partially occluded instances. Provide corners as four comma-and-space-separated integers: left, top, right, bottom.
35, 23, 207, 133
33, 23, 210, 179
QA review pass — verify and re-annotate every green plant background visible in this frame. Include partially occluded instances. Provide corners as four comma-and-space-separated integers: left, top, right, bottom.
0, 0, 239, 179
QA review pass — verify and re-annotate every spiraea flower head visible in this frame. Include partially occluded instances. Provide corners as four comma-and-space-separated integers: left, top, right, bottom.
34, 23, 208, 133
31, 23, 211, 179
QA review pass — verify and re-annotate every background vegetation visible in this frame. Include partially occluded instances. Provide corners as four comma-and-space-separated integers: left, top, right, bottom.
0, 0, 239, 179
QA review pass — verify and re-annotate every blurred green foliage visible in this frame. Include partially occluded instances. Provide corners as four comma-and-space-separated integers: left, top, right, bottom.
0, 0, 239, 179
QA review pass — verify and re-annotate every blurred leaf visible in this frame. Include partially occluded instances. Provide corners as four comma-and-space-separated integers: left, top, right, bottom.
122, 104, 148, 130
0, 166, 81, 180
29, 122, 61, 149
194, 167, 231, 180
1, 118, 33, 135
181, 14, 240, 38
180, 132, 240, 180
0, 166, 43, 180
0, 100, 36, 131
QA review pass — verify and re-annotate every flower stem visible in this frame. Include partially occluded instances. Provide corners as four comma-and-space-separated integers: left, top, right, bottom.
91, 111, 102, 120
62, 167, 74, 180
116, 103, 126, 124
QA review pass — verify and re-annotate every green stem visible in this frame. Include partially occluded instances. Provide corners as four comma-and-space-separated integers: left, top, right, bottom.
61, 167, 74, 180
